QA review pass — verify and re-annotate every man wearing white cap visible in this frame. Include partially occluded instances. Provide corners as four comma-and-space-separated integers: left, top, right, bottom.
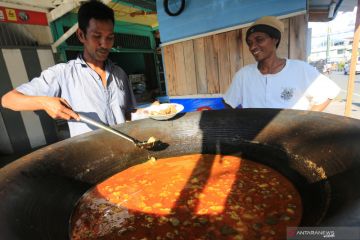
223, 16, 340, 111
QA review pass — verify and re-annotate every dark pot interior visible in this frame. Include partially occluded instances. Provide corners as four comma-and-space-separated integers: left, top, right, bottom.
1, 109, 360, 240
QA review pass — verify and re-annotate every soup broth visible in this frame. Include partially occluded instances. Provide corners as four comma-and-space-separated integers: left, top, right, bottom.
70, 154, 302, 239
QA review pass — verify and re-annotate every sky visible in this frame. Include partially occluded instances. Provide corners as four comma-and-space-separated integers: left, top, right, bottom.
309, 8, 357, 46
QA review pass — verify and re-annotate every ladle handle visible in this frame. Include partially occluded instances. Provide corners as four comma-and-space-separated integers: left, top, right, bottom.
78, 114, 137, 144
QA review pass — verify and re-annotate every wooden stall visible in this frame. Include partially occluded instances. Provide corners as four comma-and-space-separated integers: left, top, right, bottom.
162, 14, 307, 96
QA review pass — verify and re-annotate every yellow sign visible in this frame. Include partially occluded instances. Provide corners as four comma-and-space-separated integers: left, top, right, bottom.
5, 8, 17, 21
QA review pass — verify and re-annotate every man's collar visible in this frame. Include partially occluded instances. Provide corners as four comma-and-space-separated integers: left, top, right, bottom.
75, 54, 114, 69
75, 54, 87, 67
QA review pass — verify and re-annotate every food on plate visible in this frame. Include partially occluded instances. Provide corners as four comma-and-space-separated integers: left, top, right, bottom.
150, 104, 177, 116
71, 154, 302, 239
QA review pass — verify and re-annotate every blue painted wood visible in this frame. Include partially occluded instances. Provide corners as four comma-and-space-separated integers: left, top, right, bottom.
157, 0, 306, 43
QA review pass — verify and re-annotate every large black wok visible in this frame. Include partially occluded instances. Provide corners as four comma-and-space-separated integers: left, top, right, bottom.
1, 109, 360, 240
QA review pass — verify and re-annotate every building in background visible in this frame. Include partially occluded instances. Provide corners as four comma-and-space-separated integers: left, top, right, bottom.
308, 7, 357, 70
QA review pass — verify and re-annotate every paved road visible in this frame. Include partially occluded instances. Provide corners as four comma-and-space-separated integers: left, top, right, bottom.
328, 71, 360, 103
323, 71, 360, 119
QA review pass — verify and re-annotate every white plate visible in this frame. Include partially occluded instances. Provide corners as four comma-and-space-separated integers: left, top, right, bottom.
147, 103, 184, 120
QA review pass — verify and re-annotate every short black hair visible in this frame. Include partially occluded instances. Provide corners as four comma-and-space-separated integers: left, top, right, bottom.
78, 0, 115, 33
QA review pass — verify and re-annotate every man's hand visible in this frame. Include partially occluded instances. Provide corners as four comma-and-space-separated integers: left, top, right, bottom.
310, 99, 332, 112
126, 100, 160, 121
40, 97, 79, 120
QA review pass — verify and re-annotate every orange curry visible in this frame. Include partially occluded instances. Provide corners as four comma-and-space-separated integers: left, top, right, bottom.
70, 154, 302, 239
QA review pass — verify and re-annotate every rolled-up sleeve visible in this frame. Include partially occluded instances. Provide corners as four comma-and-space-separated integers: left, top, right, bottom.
16, 64, 62, 97
223, 71, 243, 108
304, 66, 340, 106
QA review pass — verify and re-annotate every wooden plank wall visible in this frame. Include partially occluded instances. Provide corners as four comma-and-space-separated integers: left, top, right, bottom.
162, 14, 307, 96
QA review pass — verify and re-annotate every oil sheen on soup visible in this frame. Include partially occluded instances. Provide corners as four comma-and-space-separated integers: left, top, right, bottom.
70, 154, 302, 239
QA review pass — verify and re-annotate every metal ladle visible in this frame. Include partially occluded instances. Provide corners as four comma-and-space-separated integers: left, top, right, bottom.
78, 114, 157, 149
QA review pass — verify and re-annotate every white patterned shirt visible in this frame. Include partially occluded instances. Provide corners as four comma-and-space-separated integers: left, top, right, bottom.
223, 59, 340, 110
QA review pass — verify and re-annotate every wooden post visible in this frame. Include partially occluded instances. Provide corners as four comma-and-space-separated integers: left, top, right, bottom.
345, 0, 360, 116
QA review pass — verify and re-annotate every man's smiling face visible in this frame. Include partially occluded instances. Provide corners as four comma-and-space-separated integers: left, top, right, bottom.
246, 32, 278, 62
